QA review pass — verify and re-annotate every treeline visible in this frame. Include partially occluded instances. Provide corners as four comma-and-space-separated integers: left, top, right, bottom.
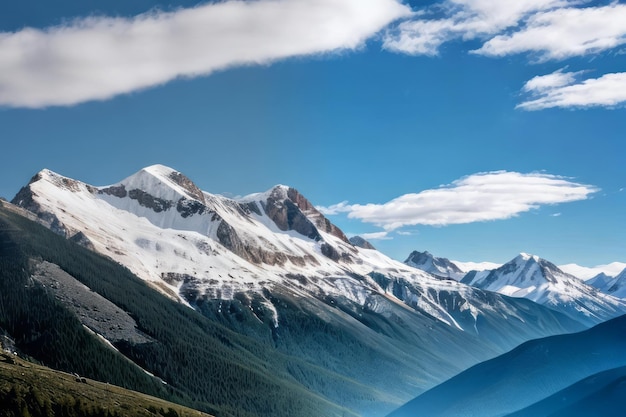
0, 204, 348, 417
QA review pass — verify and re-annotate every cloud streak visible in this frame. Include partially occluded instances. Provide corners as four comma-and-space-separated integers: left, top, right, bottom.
0, 0, 410, 108
383, 0, 574, 56
383, 1, 626, 110
518, 70, 626, 110
475, 3, 626, 60
319, 171, 598, 230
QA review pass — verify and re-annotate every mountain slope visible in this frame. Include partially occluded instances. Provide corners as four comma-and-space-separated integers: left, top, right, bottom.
589, 268, 626, 299
388, 313, 626, 417
504, 365, 626, 417
9, 166, 586, 416
460, 253, 626, 326
0, 353, 211, 417
0, 201, 359, 417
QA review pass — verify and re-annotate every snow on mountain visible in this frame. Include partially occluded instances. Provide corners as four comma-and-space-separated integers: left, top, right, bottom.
460, 253, 626, 326
559, 262, 626, 280
587, 272, 615, 291
452, 260, 502, 273
404, 251, 465, 280
594, 268, 626, 299
11, 166, 583, 337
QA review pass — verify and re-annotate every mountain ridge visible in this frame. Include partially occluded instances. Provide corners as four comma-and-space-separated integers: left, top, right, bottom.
7, 165, 592, 416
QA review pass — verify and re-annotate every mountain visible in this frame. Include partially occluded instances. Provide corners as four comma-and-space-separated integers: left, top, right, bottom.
404, 251, 465, 280
9, 165, 585, 416
505, 365, 626, 417
0, 201, 355, 417
460, 253, 626, 326
559, 262, 626, 280
387, 313, 626, 417
590, 268, 626, 299
0, 352, 212, 417
587, 272, 616, 291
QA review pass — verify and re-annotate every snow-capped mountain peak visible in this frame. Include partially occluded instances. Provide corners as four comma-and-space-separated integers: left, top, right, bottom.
105, 164, 207, 205
518, 252, 540, 263
404, 250, 465, 280
461, 253, 626, 326
12, 164, 589, 339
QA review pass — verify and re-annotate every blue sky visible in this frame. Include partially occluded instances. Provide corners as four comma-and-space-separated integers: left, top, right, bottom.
1, 0, 625, 266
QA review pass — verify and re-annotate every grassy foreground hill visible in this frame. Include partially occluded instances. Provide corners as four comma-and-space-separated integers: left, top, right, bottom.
0, 352, 211, 417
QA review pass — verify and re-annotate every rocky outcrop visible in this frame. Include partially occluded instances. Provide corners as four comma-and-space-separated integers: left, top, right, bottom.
168, 171, 206, 204
349, 236, 376, 250
263, 188, 322, 241
69, 231, 95, 251
127, 189, 173, 213
99, 184, 128, 198
176, 198, 208, 218
286, 188, 351, 244
11, 185, 69, 237
217, 220, 307, 266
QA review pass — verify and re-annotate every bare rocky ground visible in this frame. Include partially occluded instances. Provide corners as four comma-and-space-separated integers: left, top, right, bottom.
31, 260, 152, 344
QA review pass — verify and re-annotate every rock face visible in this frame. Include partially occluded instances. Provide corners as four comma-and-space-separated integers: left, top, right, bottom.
167, 171, 206, 204
31, 261, 151, 344
12, 180, 69, 237
349, 236, 376, 250
405, 250, 465, 280
263, 187, 322, 241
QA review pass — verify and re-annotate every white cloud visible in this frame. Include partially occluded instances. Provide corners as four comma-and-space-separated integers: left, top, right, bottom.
476, 3, 626, 60
383, 0, 574, 55
518, 70, 626, 110
317, 200, 352, 215
0, 0, 410, 108
359, 231, 391, 240
324, 171, 598, 230
521, 68, 581, 92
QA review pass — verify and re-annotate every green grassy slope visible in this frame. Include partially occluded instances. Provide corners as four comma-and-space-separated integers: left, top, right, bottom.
0, 352, 211, 417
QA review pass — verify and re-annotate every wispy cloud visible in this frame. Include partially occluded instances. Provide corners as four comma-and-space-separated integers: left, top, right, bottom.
383, 0, 574, 56
321, 171, 598, 230
383, 1, 626, 111
0, 0, 410, 108
359, 231, 391, 241
518, 70, 626, 110
475, 3, 626, 61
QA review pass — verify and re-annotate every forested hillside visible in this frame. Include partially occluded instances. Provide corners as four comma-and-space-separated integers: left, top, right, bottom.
0, 201, 356, 417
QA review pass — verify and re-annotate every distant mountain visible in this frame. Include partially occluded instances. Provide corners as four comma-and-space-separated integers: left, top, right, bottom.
505, 365, 626, 417
460, 253, 626, 326
388, 313, 626, 417
9, 165, 585, 416
587, 272, 616, 291
404, 251, 465, 280
559, 262, 626, 280
590, 268, 626, 299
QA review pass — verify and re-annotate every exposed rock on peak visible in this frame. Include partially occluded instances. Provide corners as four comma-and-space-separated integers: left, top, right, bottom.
405, 250, 464, 280
349, 236, 376, 250
263, 188, 322, 241
167, 170, 206, 204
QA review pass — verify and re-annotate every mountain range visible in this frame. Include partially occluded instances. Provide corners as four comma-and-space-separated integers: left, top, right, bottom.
406, 251, 626, 327
388, 312, 626, 417
2, 164, 625, 417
